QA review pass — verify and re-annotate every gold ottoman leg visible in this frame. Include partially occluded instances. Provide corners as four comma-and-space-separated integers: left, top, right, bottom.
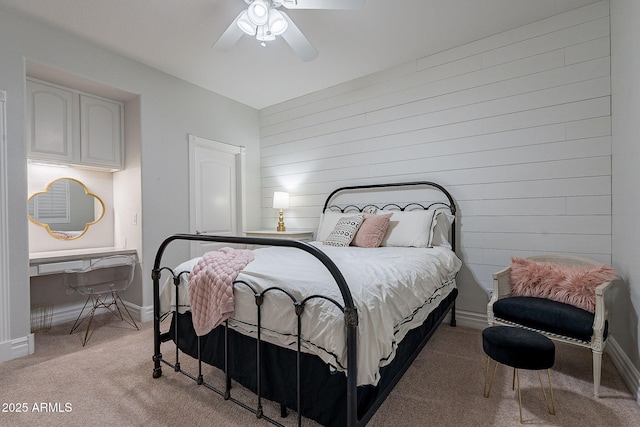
515, 368, 524, 424
537, 369, 556, 415
484, 356, 499, 398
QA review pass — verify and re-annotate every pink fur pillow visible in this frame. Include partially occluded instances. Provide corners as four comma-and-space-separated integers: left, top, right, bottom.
509, 257, 617, 313
351, 213, 392, 248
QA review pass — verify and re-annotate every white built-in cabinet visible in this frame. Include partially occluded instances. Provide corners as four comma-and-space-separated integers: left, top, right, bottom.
26, 79, 124, 170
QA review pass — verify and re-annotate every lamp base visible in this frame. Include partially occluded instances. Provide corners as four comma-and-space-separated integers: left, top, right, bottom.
277, 209, 286, 232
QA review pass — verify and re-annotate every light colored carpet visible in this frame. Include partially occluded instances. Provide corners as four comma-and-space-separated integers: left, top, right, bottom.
1, 314, 639, 426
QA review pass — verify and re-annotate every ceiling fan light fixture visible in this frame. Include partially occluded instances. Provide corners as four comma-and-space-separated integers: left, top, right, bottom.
248, 0, 269, 26
256, 24, 276, 42
237, 10, 257, 35
268, 9, 288, 35
215, 0, 363, 61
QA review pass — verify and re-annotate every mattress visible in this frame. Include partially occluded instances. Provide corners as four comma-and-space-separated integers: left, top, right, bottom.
159, 242, 461, 386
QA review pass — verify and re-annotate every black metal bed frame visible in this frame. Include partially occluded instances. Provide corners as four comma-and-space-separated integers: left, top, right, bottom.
152, 181, 457, 426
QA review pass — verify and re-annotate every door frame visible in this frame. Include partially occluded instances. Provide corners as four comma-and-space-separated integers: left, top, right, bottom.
188, 134, 246, 237
0, 90, 10, 346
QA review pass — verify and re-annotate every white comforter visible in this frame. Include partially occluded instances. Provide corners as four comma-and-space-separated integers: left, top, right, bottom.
159, 242, 461, 386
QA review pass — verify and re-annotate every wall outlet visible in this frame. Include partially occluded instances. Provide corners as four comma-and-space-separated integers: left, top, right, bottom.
132, 213, 138, 225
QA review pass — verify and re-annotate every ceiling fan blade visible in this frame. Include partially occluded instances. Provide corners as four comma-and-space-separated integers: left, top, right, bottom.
279, 0, 365, 10
212, 11, 245, 51
280, 12, 318, 61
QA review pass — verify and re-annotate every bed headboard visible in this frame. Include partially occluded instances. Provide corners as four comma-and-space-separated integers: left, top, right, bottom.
321, 181, 457, 251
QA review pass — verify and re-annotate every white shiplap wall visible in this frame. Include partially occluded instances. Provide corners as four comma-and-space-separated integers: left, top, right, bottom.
259, 2, 611, 313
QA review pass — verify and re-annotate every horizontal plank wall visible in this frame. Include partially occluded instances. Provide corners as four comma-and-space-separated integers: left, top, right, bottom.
258, 1, 611, 314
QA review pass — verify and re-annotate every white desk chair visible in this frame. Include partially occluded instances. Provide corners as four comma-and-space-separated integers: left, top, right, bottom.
65, 255, 139, 346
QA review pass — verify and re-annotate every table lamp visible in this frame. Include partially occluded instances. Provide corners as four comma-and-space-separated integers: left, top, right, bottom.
272, 191, 289, 232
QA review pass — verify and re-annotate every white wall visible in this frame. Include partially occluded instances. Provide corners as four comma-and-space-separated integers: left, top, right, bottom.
114, 96, 143, 305
611, 0, 640, 388
0, 21, 32, 356
260, 2, 612, 318
0, 5, 261, 361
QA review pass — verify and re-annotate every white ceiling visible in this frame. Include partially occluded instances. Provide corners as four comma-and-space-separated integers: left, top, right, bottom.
0, 0, 600, 109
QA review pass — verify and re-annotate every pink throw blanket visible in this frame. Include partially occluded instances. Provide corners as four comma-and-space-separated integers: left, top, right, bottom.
188, 248, 255, 336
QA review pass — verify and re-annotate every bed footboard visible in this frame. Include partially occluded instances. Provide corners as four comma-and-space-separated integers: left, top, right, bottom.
152, 233, 359, 426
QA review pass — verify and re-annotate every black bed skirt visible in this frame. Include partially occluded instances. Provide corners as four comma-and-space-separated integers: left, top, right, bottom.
169, 288, 457, 426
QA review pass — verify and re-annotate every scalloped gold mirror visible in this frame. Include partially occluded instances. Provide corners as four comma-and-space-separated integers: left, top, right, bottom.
28, 178, 105, 240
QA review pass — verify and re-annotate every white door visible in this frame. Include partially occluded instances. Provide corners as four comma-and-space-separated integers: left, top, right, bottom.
189, 135, 245, 258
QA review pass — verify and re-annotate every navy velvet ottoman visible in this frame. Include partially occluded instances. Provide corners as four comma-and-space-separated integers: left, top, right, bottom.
482, 326, 556, 423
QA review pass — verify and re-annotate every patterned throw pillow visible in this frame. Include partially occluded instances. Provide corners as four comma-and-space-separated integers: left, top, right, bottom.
323, 214, 365, 247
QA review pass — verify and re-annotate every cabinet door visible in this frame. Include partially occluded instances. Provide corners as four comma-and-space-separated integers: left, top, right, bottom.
80, 95, 123, 169
26, 81, 75, 162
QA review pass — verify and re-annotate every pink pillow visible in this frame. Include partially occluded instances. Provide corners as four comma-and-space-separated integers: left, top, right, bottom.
351, 213, 392, 248
509, 257, 617, 313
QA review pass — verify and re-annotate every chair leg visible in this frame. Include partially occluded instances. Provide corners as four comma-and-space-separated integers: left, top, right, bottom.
593, 349, 603, 397
112, 291, 139, 330
69, 295, 102, 346
70, 292, 138, 346
92, 291, 139, 330
69, 295, 92, 334
79, 295, 103, 346
81, 297, 99, 346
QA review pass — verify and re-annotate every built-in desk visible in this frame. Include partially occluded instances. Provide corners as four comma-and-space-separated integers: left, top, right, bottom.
29, 247, 138, 277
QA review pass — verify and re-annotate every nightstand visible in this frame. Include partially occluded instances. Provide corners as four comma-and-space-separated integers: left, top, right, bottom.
244, 230, 315, 242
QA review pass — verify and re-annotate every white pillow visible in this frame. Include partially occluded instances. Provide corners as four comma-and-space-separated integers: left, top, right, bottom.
317, 211, 351, 241
323, 214, 365, 247
430, 212, 454, 249
378, 210, 437, 247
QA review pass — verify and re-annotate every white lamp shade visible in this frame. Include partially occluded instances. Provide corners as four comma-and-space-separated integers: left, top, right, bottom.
237, 10, 257, 35
248, 0, 269, 26
268, 9, 288, 35
272, 191, 290, 209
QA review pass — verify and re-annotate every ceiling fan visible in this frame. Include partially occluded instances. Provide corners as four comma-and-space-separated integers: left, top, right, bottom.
213, 0, 365, 62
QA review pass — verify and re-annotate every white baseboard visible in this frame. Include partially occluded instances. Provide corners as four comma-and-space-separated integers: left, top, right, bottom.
122, 301, 154, 323
0, 333, 34, 363
50, 301, 88, 326
450, 309, 487, 330
606, 336, 640, 403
